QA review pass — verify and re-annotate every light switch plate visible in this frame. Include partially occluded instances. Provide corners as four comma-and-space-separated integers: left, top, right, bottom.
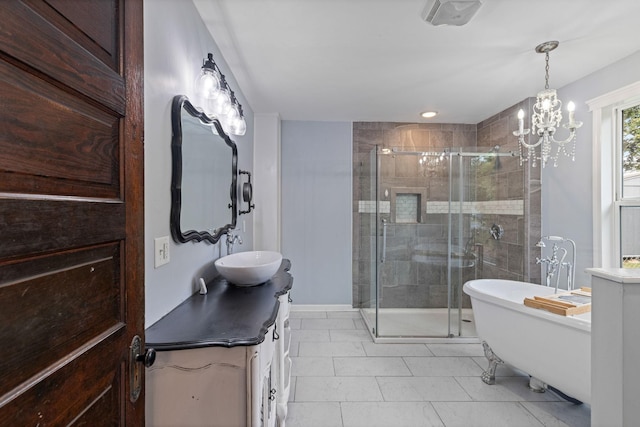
154, 236, 170, 268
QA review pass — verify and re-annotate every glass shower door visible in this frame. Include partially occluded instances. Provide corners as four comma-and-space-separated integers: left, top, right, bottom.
357, 141, 526, 341
373, 149, 458, 338
447, 150, 480, 338
360, 148, 379, 336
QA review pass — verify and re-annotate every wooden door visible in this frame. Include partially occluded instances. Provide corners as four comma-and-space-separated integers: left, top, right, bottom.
0, 0, 145, 424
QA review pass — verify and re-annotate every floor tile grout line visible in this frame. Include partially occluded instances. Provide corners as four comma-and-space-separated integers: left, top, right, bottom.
452, 375, 475, 402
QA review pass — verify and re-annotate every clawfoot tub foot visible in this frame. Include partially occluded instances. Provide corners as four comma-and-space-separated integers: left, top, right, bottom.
528, 376, 547, 393
481, 341, 503, 385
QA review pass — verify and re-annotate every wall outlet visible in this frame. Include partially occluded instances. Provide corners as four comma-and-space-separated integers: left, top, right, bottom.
154, 236, 170, 268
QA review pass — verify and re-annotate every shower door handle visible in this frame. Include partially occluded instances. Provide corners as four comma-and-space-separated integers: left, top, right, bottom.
381, 219, 387, 263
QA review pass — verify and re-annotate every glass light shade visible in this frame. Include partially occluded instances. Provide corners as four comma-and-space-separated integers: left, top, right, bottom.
211, 88, 232, 115
231, 116, 247, 136
196, 69, 220, 99
219, 114, 232, 135
224, 106, 246, 136
226, 105, 239, 123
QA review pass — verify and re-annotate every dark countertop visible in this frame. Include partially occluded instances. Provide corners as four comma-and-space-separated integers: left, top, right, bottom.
146, 259, 293, 351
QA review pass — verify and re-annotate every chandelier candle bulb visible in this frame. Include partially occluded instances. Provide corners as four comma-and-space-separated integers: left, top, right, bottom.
518, 109, 525, 134
568, 102, 575, 127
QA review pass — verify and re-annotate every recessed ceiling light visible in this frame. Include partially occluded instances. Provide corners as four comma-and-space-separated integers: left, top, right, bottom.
421, 111, 438, 118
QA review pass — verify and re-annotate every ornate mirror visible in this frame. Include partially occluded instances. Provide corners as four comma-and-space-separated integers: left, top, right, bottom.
170, 95, 237, 244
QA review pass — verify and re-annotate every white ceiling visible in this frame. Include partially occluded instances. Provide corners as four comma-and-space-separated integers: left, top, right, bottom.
193, 0, 640, 124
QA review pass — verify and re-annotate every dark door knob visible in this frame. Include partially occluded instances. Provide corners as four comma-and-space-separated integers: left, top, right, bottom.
136, 347, 156, 367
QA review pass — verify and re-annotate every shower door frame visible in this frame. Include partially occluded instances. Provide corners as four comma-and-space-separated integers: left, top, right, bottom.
373, 149, 462, 339
365, 147, 516, 342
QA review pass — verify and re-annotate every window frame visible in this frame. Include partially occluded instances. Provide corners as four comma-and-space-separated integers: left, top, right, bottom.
588, 81, 640, 267
615, 103, 640, 266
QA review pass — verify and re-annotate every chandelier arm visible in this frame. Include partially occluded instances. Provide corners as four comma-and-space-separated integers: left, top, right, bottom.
518, 136, 544, 150
548, 133, 576, 146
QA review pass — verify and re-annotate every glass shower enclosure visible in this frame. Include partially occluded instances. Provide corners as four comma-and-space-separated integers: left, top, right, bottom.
359, 147, 524, 340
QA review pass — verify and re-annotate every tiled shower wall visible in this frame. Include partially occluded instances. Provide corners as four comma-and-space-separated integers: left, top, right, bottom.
352, 100, 541, 309
476, 100, 541, 286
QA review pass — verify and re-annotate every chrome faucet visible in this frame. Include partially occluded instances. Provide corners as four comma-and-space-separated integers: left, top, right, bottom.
226, 231, 242, 254
536, 236, 576, 292
536, 244, 565, 292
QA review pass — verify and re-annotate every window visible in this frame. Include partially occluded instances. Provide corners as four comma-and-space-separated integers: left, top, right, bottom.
618, 105, 640, 268
589, 81, 640, 268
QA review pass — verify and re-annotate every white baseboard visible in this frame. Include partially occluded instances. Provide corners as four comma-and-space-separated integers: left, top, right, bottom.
290, 304, 356, 312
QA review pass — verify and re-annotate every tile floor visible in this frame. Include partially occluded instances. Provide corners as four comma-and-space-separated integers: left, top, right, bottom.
286, 310, 590, 427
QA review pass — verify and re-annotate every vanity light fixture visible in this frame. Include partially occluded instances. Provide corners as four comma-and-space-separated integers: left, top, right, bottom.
195, 53, 220, 99
421, 111, 438, 118
514, 41, 582, 167
196, 53, 247, 136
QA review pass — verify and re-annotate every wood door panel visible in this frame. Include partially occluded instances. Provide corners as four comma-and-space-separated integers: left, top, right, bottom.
0, 199, 125, 260
0, 244, 116, 283
0, 0, 144, 423
69, 383, 121, 427
0, 60, 119, 196
0, 249, 122, 396
0, 1, 125, 115
38, 0, 119, 70
0, 328, 125, 426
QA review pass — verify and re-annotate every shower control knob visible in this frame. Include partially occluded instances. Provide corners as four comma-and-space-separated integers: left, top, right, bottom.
490, 224, 504, 240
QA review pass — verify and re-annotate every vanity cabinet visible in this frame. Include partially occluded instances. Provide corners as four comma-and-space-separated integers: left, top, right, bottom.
145, 260, 292, 427
274, 292, 292, 425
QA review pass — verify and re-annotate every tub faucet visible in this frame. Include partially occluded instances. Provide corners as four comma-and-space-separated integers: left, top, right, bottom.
563, 261, 574, 291
536, 236, 576, 291
226, 231, 242, 254
536, 243, 565, 292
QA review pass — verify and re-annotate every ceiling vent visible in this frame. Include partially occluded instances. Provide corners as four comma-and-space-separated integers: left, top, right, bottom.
422, 0, 482, 26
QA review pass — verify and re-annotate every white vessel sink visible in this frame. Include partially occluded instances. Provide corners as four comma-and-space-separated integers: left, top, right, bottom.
214, 251, 283, 286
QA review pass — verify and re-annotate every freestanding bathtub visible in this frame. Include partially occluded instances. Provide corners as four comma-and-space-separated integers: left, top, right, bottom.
463, 279, 591, 404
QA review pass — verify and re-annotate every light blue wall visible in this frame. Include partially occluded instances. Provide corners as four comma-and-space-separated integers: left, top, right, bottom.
544, 50, 640, 286
281, 121, 353, 305
144, 0, 254, 327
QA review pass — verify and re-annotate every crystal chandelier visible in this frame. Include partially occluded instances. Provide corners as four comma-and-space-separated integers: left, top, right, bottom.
418, 151, 446, 167
514, 41, 582, 167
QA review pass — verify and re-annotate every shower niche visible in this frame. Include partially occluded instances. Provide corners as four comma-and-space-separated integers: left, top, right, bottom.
389, 188, 427, 223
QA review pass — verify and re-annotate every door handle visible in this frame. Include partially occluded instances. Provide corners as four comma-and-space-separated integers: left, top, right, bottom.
381, 219, 387, 263
129, 335, 156, 403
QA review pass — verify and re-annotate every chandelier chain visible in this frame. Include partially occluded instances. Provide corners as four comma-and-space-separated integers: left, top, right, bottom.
544, 52, 550, 90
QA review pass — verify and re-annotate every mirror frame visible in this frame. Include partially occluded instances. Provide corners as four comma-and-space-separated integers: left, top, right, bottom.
170, 94, 238, 244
